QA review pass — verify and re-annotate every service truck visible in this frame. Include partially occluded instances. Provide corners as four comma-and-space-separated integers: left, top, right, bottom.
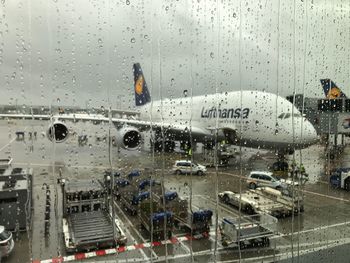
220, 213, 277, 249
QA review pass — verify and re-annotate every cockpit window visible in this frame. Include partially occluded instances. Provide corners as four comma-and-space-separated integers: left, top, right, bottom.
279, 113, 302, 119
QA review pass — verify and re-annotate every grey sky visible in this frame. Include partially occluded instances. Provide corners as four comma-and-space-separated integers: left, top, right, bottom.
1, 0, 349, 110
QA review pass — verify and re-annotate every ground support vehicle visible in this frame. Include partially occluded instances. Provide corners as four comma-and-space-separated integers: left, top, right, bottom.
62, 179, 126, 252
63, 210, 126, 252
219, 213, 277, 249
0, 225, 14, 257
330, 169, 350, 190
0, 161, 33, 231
117, 177, 161, 215
154, 191, 213, 234
219, 187, 304, 218
139, 201, 174, 240
172, 160, 207, 175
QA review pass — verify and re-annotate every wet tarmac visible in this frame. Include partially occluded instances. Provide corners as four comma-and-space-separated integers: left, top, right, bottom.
1, 120, 350, 262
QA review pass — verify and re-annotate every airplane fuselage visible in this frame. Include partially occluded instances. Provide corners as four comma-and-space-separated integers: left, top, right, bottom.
139, 90, 318, 151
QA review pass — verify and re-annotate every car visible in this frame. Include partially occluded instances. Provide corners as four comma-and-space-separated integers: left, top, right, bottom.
247, 171, 295, 190
172, 160, 207, 175
0, 226, 14, 258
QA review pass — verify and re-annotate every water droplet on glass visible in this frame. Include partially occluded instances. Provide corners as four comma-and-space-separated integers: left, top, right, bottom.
210, 52, 214, 58
130, 38, 136, 43
126, 0, 130, 5
183, 90, 188, 97
57, 98, 60, 103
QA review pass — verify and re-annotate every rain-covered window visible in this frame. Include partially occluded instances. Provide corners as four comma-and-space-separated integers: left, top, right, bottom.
0, 0, 349, 263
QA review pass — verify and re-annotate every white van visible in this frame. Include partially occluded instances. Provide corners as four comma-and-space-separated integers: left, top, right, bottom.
172, 160, 207, 175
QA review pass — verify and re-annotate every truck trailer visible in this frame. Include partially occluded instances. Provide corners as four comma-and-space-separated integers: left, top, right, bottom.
220, 213, 277, 249
219, 187, 304, 218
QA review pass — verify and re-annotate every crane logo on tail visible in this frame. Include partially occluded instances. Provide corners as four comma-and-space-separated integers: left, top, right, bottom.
135, 75, 144, 95
133, 63, 151, 106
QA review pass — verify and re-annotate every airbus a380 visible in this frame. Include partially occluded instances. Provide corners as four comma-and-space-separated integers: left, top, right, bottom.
0, 63, 318, 154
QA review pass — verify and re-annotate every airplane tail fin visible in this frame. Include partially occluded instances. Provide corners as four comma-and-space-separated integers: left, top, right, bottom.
320, 79, 347, 99
133, 63, 151, 106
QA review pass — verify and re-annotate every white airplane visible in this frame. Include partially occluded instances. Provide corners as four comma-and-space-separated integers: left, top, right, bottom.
0, 63, 318, 154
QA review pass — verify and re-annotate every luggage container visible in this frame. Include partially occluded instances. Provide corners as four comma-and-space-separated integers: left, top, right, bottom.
139, 201, 173, 240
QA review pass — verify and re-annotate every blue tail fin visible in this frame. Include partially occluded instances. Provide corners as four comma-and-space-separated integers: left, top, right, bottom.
320, 79, 347, 99
133, 63, 151, 106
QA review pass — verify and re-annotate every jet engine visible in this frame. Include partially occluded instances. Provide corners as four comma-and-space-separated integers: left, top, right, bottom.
116, 127, 142, 150
46, 121, 69, 143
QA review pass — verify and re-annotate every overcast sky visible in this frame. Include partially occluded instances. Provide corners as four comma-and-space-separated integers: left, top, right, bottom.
1, 0, 349, 110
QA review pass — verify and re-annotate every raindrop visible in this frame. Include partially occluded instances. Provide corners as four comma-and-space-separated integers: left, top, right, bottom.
130, 38, 136, 43
233, 13, 237, 18
72, 76, 76, 83
165, 6, 169, 11
57, 98, 60, 103
126, 0, 130, 5
210, 52, 214, 58
183, 90, 188, 97
144, 35, 149, 39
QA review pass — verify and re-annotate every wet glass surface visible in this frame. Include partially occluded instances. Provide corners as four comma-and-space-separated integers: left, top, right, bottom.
0, 0, 350, 262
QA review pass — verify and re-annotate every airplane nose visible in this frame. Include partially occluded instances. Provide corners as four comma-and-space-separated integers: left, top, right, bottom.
304, 121, 319, 145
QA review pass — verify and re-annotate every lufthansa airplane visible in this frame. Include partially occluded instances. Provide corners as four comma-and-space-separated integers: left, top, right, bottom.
0, 63, 318, 154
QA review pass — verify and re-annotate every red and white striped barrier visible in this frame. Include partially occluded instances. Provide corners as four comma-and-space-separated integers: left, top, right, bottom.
32, 233, 208, 263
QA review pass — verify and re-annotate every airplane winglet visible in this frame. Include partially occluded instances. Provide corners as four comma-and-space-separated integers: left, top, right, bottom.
133, 63, 151, 106
320, 79, 347, 99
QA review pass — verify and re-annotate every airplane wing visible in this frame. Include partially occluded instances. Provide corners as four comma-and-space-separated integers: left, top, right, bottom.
0, 113, 211, 139
0, 114, 51, 120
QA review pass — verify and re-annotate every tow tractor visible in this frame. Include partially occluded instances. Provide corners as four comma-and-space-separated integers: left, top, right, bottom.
219, 213, 277, 249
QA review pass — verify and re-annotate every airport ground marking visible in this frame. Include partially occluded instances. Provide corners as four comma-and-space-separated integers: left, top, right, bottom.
275, 220, 350, 238
302, 189, 350, 203
32, 233, 209, 263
